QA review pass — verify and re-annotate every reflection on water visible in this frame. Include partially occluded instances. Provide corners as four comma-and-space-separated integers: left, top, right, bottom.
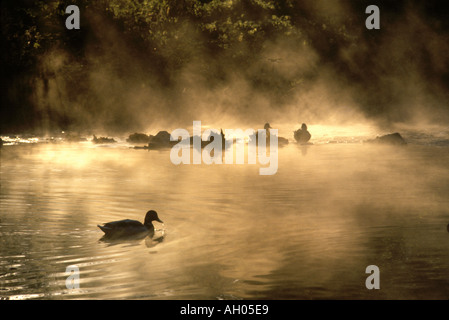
1, 139, 449, 299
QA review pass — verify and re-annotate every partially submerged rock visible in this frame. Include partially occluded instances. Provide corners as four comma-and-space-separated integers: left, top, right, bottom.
191, 129, 228, 150
366, 132, 407, 145
63, 132, 87, 142
149, 131, 170, 145
127, 133, 150, 144
92, 135, 117, 144
147, 131, 178, 149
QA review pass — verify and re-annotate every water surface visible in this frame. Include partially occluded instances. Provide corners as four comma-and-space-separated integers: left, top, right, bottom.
1, 136, 449, 299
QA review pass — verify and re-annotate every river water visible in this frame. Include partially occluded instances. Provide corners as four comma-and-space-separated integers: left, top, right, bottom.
1, 128, 449, 299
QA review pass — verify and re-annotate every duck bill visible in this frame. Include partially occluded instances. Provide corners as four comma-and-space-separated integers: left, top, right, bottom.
156, 218, 163, 223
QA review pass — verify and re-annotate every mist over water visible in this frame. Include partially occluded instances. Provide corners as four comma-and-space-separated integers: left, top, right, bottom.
2, 1, 449, 134
2, 0, 449, 301
1, 139, 449, 299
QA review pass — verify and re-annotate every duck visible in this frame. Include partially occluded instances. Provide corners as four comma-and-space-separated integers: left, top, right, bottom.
294, 123, 311, 144
250, 123, 289, 147
98, 210, 163, 238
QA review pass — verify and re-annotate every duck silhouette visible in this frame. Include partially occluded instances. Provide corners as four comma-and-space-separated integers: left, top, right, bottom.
98, 210, 163, 239
294, 123, 311, 144
250, 123, 289, 147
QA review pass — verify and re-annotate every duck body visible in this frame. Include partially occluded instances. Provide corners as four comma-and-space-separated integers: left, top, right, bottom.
294, 123, 311, 144
98, 210, 163, 239
250, 123, 289, 147
294, 130, 311, 144
98, 219, 152, 238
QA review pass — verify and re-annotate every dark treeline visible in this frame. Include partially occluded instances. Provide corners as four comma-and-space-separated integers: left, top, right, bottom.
1, 0, 449, 134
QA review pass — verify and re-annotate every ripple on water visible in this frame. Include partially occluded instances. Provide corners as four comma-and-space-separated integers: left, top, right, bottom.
2, 142, 449, 299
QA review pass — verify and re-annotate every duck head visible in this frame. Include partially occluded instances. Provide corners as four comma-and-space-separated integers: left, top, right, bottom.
264, 123, 272, 131
144, 210, 163, 225
301, 123, 307, 130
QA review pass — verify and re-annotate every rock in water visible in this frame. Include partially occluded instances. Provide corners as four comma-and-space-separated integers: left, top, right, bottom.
367, 133, 407, 145
149, 131, 171, 144
127, 133, 150, 144
147, 131, 176, 149
92, 135, 117, 144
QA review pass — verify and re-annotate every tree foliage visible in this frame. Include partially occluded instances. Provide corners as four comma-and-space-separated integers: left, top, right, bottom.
2, 0, 448, 132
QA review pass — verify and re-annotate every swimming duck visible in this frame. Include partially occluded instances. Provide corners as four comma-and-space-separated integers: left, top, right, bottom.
294, 123, 311, 144
250, 123, 289, 146
98, 210, 163, 238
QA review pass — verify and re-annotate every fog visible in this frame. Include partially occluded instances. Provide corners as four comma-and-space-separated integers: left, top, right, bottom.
3, 0, 444, 137
2, 1, 449, 300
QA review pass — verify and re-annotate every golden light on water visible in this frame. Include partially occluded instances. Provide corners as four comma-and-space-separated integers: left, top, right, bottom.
2, 0, 449, 303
